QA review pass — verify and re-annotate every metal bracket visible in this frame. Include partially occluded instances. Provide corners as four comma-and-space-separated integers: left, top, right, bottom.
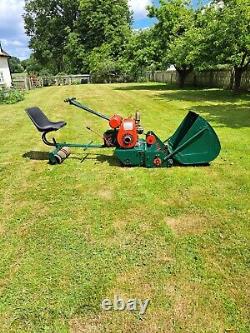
42, 132, 57, 147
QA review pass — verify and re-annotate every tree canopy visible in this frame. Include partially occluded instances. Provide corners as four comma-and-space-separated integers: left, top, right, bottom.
24, 0, 131, 75
23, 0, 250, 90
148, 0, 196, 86
9, 57, 24, 73
193, 0, 250, 90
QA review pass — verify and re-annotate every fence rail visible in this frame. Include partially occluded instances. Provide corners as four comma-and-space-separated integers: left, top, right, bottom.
146, 69, 250, 90
12, 70, 250, 90
12, 74, 91, 90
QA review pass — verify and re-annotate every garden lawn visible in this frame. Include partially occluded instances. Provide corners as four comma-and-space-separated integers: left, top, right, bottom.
0, 83, 249, 333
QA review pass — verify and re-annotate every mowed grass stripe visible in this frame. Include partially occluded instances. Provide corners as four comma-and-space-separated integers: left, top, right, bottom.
0, 83, 249, 332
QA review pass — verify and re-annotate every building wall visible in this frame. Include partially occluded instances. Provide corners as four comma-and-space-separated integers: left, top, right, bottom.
0, 57, 12, 88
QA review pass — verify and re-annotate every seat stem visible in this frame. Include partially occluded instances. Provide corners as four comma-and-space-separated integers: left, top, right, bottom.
42, 132, 57, 147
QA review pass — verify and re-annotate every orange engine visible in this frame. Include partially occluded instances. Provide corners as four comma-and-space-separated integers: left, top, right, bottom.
117, 118, 138, 149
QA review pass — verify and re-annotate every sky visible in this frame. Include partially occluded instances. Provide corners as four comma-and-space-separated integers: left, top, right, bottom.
0, 0, 205, 60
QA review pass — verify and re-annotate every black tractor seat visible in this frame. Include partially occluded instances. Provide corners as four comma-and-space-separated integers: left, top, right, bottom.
26, 107, 66, 133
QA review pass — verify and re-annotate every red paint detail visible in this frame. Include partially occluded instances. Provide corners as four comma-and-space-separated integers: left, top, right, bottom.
117, 118, 138, 149
146, 134, 156, 145
109, 115, 122, 129
154, 157, 162, 167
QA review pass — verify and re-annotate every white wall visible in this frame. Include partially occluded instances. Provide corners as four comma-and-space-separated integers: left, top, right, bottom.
0, 57, 12, 88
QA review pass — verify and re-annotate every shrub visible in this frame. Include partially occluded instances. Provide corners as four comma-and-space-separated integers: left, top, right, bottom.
0, 88, 25, 104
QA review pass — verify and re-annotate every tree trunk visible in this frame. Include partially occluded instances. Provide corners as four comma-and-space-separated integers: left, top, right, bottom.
176, 68, 192, 88
233, 67, 243, 92
227, 68, 234, 90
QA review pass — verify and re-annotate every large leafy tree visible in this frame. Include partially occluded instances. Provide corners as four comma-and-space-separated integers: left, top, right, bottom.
148, 0, 195, 87
63, 30, 87, 74
88, 44, 119, 82
21, 55, 43, 74
9, 57, 24, 73
166, 27, 197, 87
77, 0, 131, 58
121, 29, 159, 79
24, 0, 79, 73
24, 0, 132, 74
194, 0, 250, 91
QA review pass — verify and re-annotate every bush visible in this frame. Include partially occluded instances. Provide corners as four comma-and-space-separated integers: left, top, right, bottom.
0, 88, 25, 104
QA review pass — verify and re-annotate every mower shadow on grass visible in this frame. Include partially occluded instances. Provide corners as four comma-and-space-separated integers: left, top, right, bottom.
23, 151, 211, 167
71, 153, 121, 166
23, 151, 120, 166
23, 151, 49, 161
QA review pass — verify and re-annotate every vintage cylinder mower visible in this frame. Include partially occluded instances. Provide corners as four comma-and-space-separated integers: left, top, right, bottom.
25, 97, 221, 167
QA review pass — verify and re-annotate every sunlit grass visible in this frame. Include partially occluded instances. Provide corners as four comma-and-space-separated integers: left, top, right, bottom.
0, 83, 249, 332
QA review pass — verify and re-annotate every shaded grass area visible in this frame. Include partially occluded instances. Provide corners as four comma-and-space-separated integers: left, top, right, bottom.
0, 83, 249, 332
115, 84, 250, 128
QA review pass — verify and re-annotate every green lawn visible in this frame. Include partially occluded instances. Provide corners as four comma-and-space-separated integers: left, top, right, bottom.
0, 83, 249, 333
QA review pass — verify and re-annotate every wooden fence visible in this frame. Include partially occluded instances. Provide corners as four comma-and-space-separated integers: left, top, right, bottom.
12, 74, 91, 90
12, 70, 250, 90
146, 69, 250, 90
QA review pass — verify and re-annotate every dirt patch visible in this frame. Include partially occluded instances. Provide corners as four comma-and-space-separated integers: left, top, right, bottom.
112, 267, 154, 298
0, 254, 23, 292
113, 217, 129, 231
69, 310, 174, 333
0, 223, 5, 236
70, 316, 102, 333
97, 189, 113, 200
173, 293, 193, 322
165, 214, 207, 235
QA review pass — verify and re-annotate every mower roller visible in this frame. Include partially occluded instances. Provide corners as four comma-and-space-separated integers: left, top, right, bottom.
25, 97, 221, 167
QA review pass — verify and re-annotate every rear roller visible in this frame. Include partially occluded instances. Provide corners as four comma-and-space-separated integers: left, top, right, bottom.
49, 147, 71, 164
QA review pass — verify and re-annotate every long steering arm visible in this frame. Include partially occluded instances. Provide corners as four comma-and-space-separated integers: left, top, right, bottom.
64, 97, 110, 121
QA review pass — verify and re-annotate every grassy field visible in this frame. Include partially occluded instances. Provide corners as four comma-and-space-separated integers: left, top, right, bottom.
0, 83, 249, 333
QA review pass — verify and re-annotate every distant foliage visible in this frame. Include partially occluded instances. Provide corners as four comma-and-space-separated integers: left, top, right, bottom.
193, 0, 250, 91
9, 57, 24, 74
147, 0, 250, 90
24, 0, 131, 76
0, 88, 25, 104
21, 55, 44, 75
23, 0, 249, 90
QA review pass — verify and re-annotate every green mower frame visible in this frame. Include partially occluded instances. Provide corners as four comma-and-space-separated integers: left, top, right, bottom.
25, 98, 221, 168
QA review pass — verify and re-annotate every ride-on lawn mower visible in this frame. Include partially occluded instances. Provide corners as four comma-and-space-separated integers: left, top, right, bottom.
25, 98, 221, 167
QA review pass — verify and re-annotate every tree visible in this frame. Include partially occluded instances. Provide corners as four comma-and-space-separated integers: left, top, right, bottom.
21, 55, 44, 74
148, 0, 196, 87
194, 0, 250, 91
9, 57, 24, 73
166, 29, 196, 87
24, 0, 132, 75
77, 0, 131, 58
88, 44, 118, 82
63, 30, 88, 74
24, 0, 80, 73
121, 29, 158, 80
